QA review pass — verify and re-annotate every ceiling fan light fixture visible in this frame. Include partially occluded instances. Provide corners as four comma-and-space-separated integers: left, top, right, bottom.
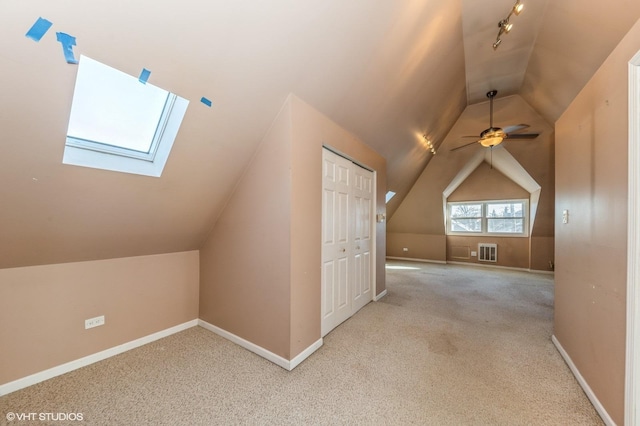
450, 89, 540, 152
480, 126, 507, 147
480, 136, 504, 147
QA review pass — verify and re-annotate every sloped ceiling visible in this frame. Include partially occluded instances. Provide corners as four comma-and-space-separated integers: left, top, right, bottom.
0, 1, 638, 268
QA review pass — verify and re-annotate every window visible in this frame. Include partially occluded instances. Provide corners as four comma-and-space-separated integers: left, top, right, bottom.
385, 191, 396, 203
447, 200, 528, 236
63, 55, 189, 177
449, 203, 482, 233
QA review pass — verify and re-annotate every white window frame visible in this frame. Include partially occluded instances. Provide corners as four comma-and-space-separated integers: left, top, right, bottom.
65, 93, 175, 162
385, 191, 396, 203
62, 55, 189, 177
446, 199, 529, 237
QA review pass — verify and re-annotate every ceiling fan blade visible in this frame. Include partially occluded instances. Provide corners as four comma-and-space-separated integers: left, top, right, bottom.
503, 124, 530, 134
506, 133, 539, 139
450, 140, 479, 152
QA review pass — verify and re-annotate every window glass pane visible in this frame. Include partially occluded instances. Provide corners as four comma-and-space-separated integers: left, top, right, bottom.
385, 191, 396, 203
488, 218, 524, 233
487, 202, 524, 218
67, 56, 169, 153
450, 204, 482, 218
446, 200, 527, 236
451, 218, 482, 232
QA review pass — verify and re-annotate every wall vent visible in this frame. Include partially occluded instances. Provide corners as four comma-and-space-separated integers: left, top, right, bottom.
478, 243, 497, 262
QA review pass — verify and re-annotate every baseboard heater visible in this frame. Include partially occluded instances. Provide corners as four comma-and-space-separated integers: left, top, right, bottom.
478, 243, 497, 262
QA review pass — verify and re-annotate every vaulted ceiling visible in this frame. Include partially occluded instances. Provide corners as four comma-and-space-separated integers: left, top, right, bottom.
1, 1, 639, 268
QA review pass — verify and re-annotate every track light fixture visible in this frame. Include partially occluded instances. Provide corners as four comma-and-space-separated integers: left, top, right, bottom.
493, 0, 524, 50
423, 134, 436, 155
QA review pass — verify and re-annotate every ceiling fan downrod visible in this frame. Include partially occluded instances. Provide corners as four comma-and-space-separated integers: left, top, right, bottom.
487, 90, 498, 129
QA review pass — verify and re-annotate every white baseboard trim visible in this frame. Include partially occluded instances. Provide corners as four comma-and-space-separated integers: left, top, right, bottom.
289, 338, 323, 370
386, 257, 554, 274
0, 319, 199, 397
197, 319, 322, 371
529, 269, 555, 275
552, 335, 615, 426
375, 289, 388, 301
447, 260, 530, 272
386, 256, 447, 264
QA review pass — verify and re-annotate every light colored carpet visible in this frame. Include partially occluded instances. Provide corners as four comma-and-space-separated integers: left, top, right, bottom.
0, 261, 603, 425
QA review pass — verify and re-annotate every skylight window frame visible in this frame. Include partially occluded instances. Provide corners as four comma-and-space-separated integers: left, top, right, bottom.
385, 191, 396, 203
65, 92, 176, 162
62, 55, 189, 177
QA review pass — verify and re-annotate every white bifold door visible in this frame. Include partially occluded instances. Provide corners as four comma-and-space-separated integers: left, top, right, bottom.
321, 148, 374, 337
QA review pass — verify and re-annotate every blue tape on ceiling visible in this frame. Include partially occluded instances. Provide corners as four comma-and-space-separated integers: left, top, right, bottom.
25, 17, 53, 42
139, 68, 151, 84
56, 32, 78, 64
200, 97, 212, 107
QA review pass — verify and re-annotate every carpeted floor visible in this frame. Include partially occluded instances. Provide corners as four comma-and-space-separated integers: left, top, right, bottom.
0, 261, 603, 425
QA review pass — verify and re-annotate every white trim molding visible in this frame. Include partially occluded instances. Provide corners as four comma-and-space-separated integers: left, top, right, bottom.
0, 319, 198, 396
374, 289, 388, 301
386, 256, 447, 264
626, 50, 640, 426
552, 335, 615, 426
197, 320, 322, 371
447, 260, 540, 273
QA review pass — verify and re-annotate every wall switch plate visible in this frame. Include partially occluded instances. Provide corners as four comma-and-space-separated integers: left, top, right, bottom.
562, 209, 569, 224
85, 315, 105, 329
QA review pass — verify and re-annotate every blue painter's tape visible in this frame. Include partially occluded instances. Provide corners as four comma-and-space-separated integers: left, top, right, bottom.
139, 68, 151, 84
56, 32, 78, 64
26, 17, 53, 42
200, 97, 212, 107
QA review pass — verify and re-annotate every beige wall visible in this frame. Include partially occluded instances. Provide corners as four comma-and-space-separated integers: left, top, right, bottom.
447, 162, 530, 201
554, 19, 640, 424
199, 95, 387, 360
291, 96, 387, 355
446, 163, 532, 268
0, 251, 199, 386
199, 97, 293, 358
387, 233, 446, 262
387, 95, 554, 271
446, 236, 530, 269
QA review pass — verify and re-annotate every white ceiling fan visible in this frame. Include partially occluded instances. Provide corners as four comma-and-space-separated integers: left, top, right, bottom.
451, 90, 539, 152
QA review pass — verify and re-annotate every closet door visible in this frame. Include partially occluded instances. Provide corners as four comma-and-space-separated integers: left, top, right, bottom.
351, 166, 373, 313
321, 148, 374, 337
321, 149, 353, 336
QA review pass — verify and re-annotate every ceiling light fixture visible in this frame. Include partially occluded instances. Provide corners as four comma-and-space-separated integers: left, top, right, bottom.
493, 0, 524, 50
423, 133, 436, 155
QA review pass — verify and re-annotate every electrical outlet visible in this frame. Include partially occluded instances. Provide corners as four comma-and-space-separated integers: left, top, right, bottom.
403, 247, 409, 252
471, 251, 477, 257
85, 315, 105, 329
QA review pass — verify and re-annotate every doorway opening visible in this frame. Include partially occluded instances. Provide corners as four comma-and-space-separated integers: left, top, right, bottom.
625, 48, 640, 426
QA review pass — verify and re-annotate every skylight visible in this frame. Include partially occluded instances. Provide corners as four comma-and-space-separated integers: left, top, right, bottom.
385, 191, 396, 203
63, 55, 189, 177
